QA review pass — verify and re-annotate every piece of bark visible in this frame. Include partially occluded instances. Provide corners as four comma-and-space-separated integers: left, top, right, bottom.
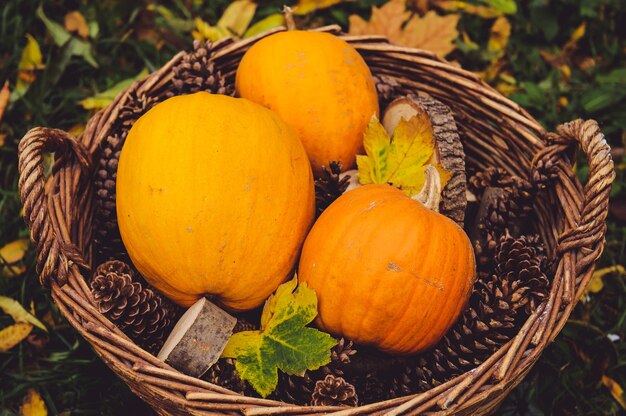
157, 298, 237, 378
382, 95, 467, 227
469, 187, 505, 247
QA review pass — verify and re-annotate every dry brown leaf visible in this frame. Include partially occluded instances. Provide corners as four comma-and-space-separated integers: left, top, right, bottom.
349, 0, 459, 57
0, 81, 10, 123
0, 133, 6, 147
488, 16, 511, 59
0, 322, 33, 352
20, 388, 47, 416
602, 375, 626, 410
0, 239, 29, 278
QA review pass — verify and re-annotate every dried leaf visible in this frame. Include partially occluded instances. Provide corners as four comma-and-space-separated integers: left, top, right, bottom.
222, 277, 335, 397
479, 0, 516, 14
0, 239, 29, 278
294, 0, 347, 15
488, 16, 511, 60
64, 11, 89, 38
0, 323, 33, 352
244, 14, 284, 38
350, 1, 459, 57
20, 388, 47, 416
0, 296, 47, 331
217, 0, 257, 37
79, 69, 149, 111
357, 114, 450, 195
0, 81, 10, 122
602, 375, 626, 410
436, 0, 502, 18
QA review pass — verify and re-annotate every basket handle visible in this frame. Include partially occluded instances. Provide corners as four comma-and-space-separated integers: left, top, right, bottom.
535, 119, 615, 272
18, 127, 91, 287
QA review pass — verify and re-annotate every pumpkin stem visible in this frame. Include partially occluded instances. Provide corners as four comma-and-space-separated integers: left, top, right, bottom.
414, 165, 441, 212
282, 6, 296, 31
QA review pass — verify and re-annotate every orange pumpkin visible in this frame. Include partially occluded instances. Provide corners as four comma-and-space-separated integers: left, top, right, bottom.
235, 31, 379, 176
298, 184, 476, 355
117, 92, 315, 311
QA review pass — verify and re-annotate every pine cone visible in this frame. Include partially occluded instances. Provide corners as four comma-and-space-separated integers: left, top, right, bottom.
351, 372, 389, 404
315, 161, 350, 215
372, 74, 401, 109
311, 375, 358, 407
169, 40, 234, 97
90, 260, 178, 353
93, 93, 160, 263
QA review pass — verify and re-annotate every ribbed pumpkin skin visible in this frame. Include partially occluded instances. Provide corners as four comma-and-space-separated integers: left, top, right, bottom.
117, 92, 315, 311
298, 184, 475, 355
235, 31, 379, 176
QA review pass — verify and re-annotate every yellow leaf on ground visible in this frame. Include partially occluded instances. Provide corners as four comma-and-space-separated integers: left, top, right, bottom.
602, 375, 626, 410
64, 11, 89, 38
15, 34, 45, 98
217, 0, 257, 37
436, 0, 502, 18
244, 14, 285, 38
0, 239, 29, 278
20, 388, 47, 416
192, 17, 230, 42
0, 80, 10, 123
488, 16, 511, 59
294, 0, 347, 15
0, 296, 47, 331
79, 69, 149, 111
0, 322, 33, 352
350, 1, 459, 57
585, 265, 625, 296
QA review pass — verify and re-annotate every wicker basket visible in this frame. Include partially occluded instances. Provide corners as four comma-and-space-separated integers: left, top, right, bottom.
18, 26, 615, 415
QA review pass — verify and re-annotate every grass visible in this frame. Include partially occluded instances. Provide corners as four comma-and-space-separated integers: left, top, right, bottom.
1, 0, 625, 414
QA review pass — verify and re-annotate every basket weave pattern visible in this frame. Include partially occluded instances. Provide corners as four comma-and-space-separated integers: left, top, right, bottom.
18, 26, 615, 415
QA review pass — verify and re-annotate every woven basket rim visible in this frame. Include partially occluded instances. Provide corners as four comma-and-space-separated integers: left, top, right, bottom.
17, 26, 616, 415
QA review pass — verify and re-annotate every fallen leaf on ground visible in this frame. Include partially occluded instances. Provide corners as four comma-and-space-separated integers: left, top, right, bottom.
20, 388, 47, 416
488, 16, 511, 59
0, 322, 33, 352
14, 34, 45, 100
64, 11, 89, 38
540, 22, 586, 80
435, 0, 503, 18
350, 1, 459, 57
244, 14, 284, 38
0, 296, 47, 331
217, 0, 257, 37
583, 265, 625, 297
0, 239, 29, 278
0, 81, 10, 122
79, 69, 149, 111
602, 375, 626, 410
294, 0, 347, 15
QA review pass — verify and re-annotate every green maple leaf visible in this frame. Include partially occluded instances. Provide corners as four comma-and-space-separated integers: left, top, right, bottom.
221, 277, 336, 397
357, 113, 451, 196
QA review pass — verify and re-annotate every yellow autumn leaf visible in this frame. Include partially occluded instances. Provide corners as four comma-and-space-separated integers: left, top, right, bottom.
244, 14, 285, 38
20, 388, 47, 416
584, 265, 625, 297
488, 16, 511, 60
0, 322, 33, 352
64, 11, 89, 38
0, 80, 10, 123
436, 0, 502, 18
294, 0, 348, 15
602, 375, 626, 410
356, 114, 449, 196
217, 0, 257, 37
15, 34, 44, 99
0, 239, 29, 278
349, 0, 460, 57
79, 69, 149, 111
192, 17, 230, 42
0, 296, 47, 331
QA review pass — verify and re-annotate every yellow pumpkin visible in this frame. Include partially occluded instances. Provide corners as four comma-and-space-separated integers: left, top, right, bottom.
298, 184, 476, 355
235, 31, 379, 176
117, 92, 315, 311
